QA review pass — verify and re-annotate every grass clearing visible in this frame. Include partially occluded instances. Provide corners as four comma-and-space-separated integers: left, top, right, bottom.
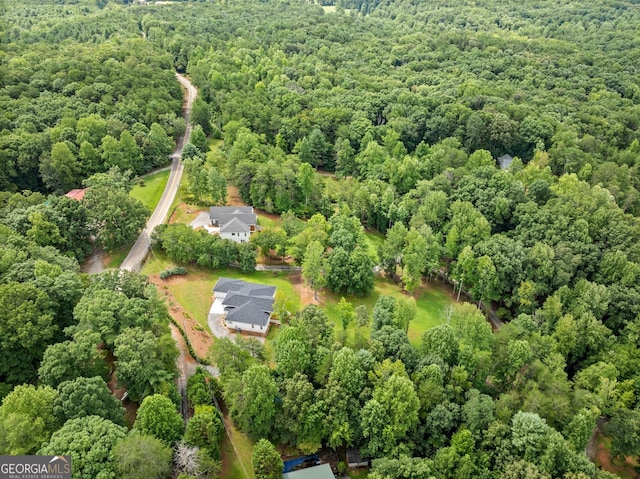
130, 170, 170, 211
364, 230, 384, 263
104, 244, 133, 269
324, 277, 455, 346
220, 413, 255, 479
347, 468, 369, 479
257, 214, 281, 229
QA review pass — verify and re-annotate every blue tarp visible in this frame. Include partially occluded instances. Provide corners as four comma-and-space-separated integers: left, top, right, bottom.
283, 455, 320, 473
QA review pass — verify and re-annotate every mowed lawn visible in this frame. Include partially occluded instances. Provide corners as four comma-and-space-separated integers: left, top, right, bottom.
220, 413, 255, 479
323, 276, 455, 346
130, 170, 170, 212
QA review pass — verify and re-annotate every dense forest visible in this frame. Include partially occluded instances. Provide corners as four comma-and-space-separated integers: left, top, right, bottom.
2, 0, 640, 477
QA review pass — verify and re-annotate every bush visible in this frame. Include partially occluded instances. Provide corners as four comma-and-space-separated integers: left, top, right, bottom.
160, 267, 187, 279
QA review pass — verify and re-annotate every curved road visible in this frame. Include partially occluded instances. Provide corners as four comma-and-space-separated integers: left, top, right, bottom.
120, 73, 197, 272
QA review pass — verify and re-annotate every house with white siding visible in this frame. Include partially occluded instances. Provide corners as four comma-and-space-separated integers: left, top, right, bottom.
209, 206, 258, 243
209, 278, 276, 335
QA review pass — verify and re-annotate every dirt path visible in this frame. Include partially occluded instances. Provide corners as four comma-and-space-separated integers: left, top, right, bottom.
290, 272, 319, 307
80, 246, 107, 274
149, 273, 215, 360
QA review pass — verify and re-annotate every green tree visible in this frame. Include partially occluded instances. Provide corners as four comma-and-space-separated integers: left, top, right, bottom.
232, 364, 278, 439
604, 408, 640, 462
184, 405, 224, 459
0, 282, 56, 386
41, 142, 81, 193
38, 415, 126, 479
0, 385, 59, 455
135, 394, 184, 444
421, 324, 458, 366
361, 374, 419, 457
511, 411, 551, 463
297, 162, 315, 212
252, 439, 283, 479
208, 166, 228, 205
114, 327, 177, 402
54, 376, 125, 425
279, 373, 323, 453
237, 242, 257, 273
274, 326, 313, 378
112, 432, 173, 479
356, 305, 370, 327
337, 297, 355, 340
302, 240, 326, 301
83, 171, 148, 251
39, 333, 107, 388
379, 222, 407, 278
190, 124, 208, 152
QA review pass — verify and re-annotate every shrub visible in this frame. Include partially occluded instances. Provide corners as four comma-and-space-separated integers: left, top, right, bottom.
160, 267, 187, 279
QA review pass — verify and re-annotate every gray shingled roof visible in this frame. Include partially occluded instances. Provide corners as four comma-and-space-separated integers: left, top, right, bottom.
212, 278, 276, 326
220, 217, 251, 233
213, 278, 276, 297
211, 213, 257, 227
224, 295, 274, 327
209, 206, 254, 216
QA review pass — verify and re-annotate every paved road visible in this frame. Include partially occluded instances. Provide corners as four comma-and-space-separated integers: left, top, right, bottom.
120, 73, 197, 272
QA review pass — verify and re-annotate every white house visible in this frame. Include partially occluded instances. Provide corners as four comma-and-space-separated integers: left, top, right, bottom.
209, 206, 258, 243
209, 278, 276, 335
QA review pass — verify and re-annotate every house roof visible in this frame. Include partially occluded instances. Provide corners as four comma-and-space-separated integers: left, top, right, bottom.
220, 217, 251, 234
224, 294, 274, 327
210, 206, 254, 217
213, 278, 276, 326
283, 464, 335, 479
64, 188, 87, 200
497, 154, 514, 170
213, 278, 276, 297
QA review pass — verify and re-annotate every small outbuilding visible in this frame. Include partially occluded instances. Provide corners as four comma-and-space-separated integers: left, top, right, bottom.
64, 188, 87, 201
346, 449, 368, 468
283, 464, 335, 479
497, 154, 513, 170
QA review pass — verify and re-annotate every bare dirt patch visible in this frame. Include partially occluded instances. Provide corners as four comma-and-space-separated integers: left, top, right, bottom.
105, 355, 139, 426
594, 431, 639, 479
169, 202, 206, 225
149, 273, 215, 359
289, 272, 318, 307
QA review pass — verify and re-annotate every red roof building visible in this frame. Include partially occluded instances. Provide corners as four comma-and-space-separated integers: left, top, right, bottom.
64, 188, 87, 201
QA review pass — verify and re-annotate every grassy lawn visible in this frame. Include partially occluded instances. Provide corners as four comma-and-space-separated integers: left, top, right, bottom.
324, 277, 455, 346
142, 253, 301, 333
347, 468, 369, 479
364, 230, 384, 264
257, 214, 281, 229
130, 170, 170, 212
220, 414, 255, 479
104, 244, 134, 269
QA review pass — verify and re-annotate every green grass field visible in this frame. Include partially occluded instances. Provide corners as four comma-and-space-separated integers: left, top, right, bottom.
364, 230, 384, 264
220, 415, 255, 479
130, 170, 170, 212
324, 277, 454, 346
257, 214, 281, 229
